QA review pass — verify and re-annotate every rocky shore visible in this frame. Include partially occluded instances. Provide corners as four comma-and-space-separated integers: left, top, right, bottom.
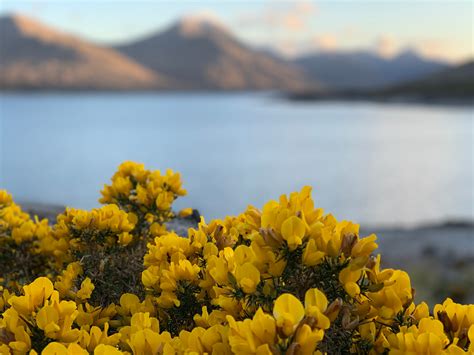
23, 202, 474, 305
363, 223, 474, 305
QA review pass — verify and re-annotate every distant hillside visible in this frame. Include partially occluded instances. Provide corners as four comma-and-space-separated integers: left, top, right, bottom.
0, 14, 165, 90
115, 16, 311, 90
286, 60, 474, 103
293, 50, 449, 90
384, 60, 474, 98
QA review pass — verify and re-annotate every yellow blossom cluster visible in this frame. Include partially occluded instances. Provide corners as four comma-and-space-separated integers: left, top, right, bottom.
99, 161, 187, 237
0, 190, 52, 288
1, 162, 473, 354
53, 204, 136, 252
0, 190, 34, 245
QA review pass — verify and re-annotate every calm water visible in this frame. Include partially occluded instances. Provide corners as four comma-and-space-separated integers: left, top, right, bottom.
0, 93, 472, 227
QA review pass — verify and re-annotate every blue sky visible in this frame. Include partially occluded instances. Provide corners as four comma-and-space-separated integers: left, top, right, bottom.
1, 1, 472, 63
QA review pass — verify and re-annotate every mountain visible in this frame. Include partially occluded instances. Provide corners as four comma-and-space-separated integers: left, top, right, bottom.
0, 14, 165, 90
384, 60, 474, 99
2, 13, 454, 93
292, 50, 449, 90
115, 16, 311, 90
286, 60, 474, 103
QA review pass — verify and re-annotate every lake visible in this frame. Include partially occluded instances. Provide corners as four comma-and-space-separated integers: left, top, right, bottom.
0, 93, 472, 227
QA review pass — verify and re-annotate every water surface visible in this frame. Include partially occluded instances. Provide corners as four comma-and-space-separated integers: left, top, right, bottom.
1, 93, 472, 227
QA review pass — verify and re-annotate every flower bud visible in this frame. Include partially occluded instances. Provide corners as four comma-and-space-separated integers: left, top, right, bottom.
437, 311, 453, 332
325, 298, 343, 322
286, 342, 301, 355
341, 233, 357, 257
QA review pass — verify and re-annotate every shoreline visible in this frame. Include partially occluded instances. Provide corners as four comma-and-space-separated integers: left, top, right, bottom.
283, 91, 474, 107
1, 90, 473, 107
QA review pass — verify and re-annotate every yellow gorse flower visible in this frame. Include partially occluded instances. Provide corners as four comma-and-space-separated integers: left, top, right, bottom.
304, 288, 330, 330
387, 318, 450, 354
0, 163, 473, 354
41, 342, 89, 355
273, 293, 305, 337
227, 309, 276, 354
9, 277, 55, 315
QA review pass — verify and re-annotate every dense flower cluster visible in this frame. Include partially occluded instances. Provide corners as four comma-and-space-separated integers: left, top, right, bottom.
0, 191, 52, 288
99, 161, 187, 238
1, 162, 473, 354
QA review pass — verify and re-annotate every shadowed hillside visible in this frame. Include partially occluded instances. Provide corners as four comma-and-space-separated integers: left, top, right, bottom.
287, 60, 473, 104
115, 15, 312, 90
385, 60, 474, 98
293, 50, 448, 90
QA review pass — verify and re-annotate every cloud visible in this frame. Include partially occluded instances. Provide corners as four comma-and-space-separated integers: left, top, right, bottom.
261, 31, 465, 63
412, 39, 468, 62
312, 33, 338, 51
236, 1, 318, 33
374, 35, 399, 58
340, 26, 360, 40
234, 4, 469, 63
181, 9, 225, 25
371, 35, 468, 62
179, 9, 229, 33
270, 33, 338, 58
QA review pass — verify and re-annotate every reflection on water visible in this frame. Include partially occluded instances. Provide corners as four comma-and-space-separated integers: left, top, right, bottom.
0, 93, 472, 227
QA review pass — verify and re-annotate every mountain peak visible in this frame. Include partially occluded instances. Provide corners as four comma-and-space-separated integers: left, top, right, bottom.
1, 13, 34, 25
391, 48, 448, 66
116, 12, 310, 90
0, 13, 78, 45
175, 12, 229, 37
394, 49, 421, 60
2, 13, 50, 32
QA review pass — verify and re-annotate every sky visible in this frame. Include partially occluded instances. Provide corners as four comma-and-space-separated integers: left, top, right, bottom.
1, 0, 472, 63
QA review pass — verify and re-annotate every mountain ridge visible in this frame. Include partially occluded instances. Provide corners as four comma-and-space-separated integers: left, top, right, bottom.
292, 49, 449, 90
285, 60, 474, 103
114, 17, 312, 90
0, 14, 167, 90
0, 13, 463, 92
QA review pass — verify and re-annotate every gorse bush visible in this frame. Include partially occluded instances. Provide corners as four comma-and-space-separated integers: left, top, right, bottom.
0, 161, 473, 354
0, 191, 52, 289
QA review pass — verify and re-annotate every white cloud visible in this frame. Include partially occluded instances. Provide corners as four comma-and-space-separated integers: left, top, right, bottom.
312, 33, 338, 51
236, 1, 318, 33
412, 39, 471, 63
270, 33, 338, 58
372, 36, 468, 62
374, 35, 399, 58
